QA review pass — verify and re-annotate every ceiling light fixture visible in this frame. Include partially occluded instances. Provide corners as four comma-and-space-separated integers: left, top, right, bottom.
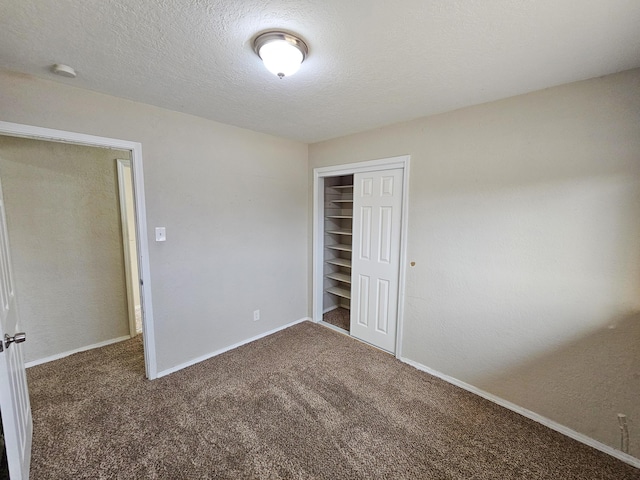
253, 31, 308, 79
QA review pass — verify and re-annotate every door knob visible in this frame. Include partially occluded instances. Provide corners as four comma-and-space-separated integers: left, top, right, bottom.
4, 332, 26, 350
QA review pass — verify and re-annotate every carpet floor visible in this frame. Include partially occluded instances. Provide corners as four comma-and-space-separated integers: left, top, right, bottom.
322, 307, 350, 331
27, 322, 637, 479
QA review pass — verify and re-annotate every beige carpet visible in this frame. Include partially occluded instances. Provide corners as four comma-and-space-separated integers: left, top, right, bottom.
27, 322, 637, 479
322, 307, 350, 331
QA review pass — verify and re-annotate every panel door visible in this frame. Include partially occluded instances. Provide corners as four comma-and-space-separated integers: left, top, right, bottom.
350, 168, 403, 352
0, 177, 32, 480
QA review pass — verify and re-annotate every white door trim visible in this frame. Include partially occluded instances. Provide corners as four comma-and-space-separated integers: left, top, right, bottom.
0, 121, 158, 379
312, 155, 410, 358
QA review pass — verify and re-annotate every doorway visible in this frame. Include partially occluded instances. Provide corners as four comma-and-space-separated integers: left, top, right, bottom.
313, 156, 410, 356
0, 136, 141, 367
0, 121, 157, 379
322, 174, 354, 332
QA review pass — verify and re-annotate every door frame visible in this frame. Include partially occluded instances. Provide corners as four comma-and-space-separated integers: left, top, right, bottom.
116, 158, 140, 338
0, 121, 158, 379
312, 155, 410, 357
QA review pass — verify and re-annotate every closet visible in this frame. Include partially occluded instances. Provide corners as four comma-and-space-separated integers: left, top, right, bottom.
316, 158, 407, 354
322, 175, 354, 332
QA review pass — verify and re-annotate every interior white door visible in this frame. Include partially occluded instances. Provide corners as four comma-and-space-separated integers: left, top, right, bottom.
117, 159, 142, 337
350, 168, 403, 352
0, 178, 32, 480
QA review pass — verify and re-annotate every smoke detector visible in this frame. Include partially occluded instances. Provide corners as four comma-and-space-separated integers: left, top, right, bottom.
51, 64, 77, 78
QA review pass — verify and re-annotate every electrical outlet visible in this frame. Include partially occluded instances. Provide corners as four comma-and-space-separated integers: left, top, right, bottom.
253, 310, 260, 321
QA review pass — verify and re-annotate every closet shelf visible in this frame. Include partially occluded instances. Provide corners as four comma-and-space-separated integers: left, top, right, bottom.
324, 175, 354, 316
326, 272, 351, 284
326, 258, 352, 268
325, 286, 351, 300
326, 244, 352, 252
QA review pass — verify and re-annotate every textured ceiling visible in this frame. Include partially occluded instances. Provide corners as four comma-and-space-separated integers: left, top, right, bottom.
1, 0, 639, 143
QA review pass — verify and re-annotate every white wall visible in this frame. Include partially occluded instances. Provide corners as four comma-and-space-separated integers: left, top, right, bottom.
0, 136, 130, 362
309, 68, 640, 458
0, 70, 309, 374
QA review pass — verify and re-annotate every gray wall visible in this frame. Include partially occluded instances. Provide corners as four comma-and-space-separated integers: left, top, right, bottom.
0, 70, 309, 373
0, 136, 130, 363
309, 68, 640, 458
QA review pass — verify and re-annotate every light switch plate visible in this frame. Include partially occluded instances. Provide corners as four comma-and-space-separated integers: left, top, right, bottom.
155, 227, 166, 242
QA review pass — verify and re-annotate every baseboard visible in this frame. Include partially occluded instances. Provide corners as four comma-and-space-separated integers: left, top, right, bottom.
322, 305, 351, 316
323, 305, 339, 314
400, 357, 640, 469
156, 317, 311, 378
25, 335, 131, 368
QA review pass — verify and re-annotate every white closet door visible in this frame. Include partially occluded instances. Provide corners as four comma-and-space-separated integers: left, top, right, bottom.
350, 168, 403, 352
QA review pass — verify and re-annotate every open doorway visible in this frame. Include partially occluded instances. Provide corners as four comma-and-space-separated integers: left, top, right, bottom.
0, 121, 156, 379
0, 120, 157, 479
0, 135, 144, 368
321, 174, 354, 333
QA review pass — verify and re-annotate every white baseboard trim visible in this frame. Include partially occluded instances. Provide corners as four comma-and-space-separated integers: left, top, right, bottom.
25, 335, 131, 368
400, 357, 640, 469
156, 317, 311, 378
323, 305, 339, 314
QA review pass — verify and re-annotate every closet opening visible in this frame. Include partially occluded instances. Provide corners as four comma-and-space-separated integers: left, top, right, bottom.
321, 175, 354, 333
312, 156, 410, 356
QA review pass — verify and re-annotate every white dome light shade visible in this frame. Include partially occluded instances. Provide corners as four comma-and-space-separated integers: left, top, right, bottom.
253, 32, 308, 78
259, 40, 303, 77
